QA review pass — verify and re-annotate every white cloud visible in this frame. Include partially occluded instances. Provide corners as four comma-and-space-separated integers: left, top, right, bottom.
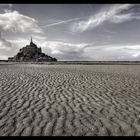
8, 38, 29, 48
109, 13, 133, 23
132, 52, 140, 57
0, 35, 12, 50
40, 41, 90, 60
71, 4, 137, 32
0, 35, 19, 60
1, 34, 140, 60
4, 36, 90, 60
42, 17, 82, 28
0, 10, 43, 33
39, 40, 140, 60
0, 55, 8, 60
31, 35, 47, 40
85, 44, 140, 60
5, 37, 91, 60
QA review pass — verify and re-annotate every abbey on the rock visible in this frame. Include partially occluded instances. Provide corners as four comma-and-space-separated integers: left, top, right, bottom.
8, 37, 57, 62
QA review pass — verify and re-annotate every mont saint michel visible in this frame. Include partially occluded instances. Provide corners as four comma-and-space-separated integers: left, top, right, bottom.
0, 4, 140, 136
8, 38, 57, 62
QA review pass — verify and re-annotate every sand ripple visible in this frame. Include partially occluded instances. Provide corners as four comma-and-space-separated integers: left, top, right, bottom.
0, 64, 140, 136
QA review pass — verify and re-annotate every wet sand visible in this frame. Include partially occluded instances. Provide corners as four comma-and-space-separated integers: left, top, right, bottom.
0, 64, 140, 136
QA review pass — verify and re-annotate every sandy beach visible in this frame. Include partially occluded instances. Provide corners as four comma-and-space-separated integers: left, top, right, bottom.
0, 64, 140, 136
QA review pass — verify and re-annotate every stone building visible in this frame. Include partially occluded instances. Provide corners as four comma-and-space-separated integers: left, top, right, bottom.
8, 37, 57, 62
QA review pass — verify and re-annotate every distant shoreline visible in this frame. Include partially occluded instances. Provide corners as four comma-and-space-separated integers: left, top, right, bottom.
0, 60, 140, 65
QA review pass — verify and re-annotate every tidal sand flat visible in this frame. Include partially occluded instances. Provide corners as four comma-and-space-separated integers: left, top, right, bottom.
0, 64, 140, 136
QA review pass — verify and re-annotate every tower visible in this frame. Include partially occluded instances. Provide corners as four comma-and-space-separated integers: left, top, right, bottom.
30, 36, 35, 46
29, 36, 37, 48
30, 36, 33, 44
0, 31, 2, 39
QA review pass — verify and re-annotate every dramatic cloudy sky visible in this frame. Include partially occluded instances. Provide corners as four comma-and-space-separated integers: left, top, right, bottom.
0, 4, 140, 60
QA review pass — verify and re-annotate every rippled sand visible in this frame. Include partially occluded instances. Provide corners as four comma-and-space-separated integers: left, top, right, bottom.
0, 64, 140, 136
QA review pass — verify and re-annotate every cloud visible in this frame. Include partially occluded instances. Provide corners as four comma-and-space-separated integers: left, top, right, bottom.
132, 52, 140, 57
0, 39, 12, 50
39, 40, 140, 60
109, 13, 133, 23
0, 33, 12, 50
0, 10, 43, 33
40, 41, 90, 60
0, 34, 19, 60
42, 17, 83, 28
102, 27, 117, 34
5, 36, 88, 60
1, 33, 140, 61
3, 36, 91, 60
71, 4, 137, 32
85, 44, 140, 60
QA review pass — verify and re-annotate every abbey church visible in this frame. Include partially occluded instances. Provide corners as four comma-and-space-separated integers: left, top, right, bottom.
8, 38, 57, 62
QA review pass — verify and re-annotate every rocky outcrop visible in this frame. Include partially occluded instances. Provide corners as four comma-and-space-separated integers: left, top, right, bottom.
8, 38, 57, 62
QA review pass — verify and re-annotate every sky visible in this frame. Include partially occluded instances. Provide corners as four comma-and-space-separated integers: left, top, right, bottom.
0, 4, 140, 61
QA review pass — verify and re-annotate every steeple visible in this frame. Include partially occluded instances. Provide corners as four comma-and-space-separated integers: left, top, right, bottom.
30, 36, 33, 44
0, 31, 2, 39
30, 36, 34, 46
29, 36, 37, 48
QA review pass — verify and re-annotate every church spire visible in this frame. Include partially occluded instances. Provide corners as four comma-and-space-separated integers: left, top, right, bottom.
30, 36, 37, 47
30, 36, 34, 46
0, 31, 2, 38
31, 36, 33, 43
